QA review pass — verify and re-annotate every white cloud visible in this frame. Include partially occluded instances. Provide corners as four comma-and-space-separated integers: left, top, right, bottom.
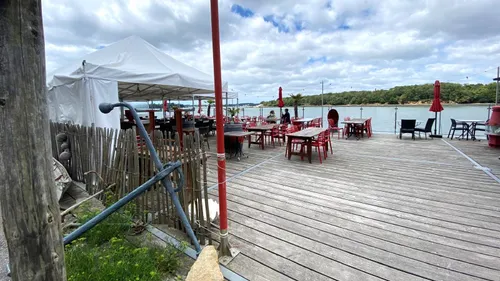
42, 0, 500, 103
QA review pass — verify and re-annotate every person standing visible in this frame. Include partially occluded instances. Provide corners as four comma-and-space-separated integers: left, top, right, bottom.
281, 108, 291, 124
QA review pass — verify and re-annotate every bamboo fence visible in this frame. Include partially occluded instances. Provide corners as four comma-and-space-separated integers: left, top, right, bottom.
50, 122, 211, 245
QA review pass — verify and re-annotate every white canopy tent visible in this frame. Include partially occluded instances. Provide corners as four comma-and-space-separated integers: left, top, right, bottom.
47, 35, 230, 129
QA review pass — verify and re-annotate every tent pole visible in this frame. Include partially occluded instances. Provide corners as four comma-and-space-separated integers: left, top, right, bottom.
210, 0, 239, 263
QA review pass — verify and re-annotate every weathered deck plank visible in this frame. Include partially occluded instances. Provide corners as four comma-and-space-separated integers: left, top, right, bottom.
202, 134, 500, 280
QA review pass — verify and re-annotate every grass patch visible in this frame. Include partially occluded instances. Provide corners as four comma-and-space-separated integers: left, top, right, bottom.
65, 193, 185, 281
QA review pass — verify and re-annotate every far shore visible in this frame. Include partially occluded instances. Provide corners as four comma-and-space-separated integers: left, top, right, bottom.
244, 103, 494, 108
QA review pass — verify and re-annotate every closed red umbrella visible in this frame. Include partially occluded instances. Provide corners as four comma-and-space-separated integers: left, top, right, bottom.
162, 99, 168, 119
163, 99, 168, 111
278, 87, 284, 122
277, 87, 284, 107
198, 98, 202, 114
429, 80, 443, 137
430, 81, 443, 112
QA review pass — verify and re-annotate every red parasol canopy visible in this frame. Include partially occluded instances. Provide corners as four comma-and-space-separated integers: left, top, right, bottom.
429, 80, 443, 112
198, 98, 202, 114
277, 86, 284, 107
163, 99, 168, 111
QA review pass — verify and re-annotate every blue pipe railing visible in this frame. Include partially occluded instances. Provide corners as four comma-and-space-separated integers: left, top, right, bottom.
63, 102, 202, 253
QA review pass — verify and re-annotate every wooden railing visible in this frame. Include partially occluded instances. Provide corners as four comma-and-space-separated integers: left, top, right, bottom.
49, 122, 211, 245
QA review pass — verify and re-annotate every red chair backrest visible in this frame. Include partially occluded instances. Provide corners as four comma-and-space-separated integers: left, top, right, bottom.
316, 131, 326, 142
125, 110, 134, 122
328, 118, 335, 127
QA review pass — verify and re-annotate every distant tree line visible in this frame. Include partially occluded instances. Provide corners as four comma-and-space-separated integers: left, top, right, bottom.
261, 82, 497, 106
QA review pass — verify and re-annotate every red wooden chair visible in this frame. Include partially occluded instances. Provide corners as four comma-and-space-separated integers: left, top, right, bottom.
300, 130, 327, 163
315, 118, 322, 127
279, 124, 288, 143
364, 117, 373, 137
323, 129, 333, 156
328, 118, 343, 139
343, 117, 351, 137
285, 125, 303, 157
265, 125, 281, 147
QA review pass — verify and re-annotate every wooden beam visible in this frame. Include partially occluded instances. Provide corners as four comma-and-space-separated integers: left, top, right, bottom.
0, 1, 66, 280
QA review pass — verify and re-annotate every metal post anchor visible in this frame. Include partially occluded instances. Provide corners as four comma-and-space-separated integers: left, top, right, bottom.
218, 229, 240, 265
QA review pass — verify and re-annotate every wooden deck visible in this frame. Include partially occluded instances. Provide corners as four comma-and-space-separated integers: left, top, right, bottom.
202, 133, 500, 280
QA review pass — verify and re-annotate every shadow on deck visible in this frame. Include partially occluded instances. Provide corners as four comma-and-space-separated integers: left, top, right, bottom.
178, 133, 500, 280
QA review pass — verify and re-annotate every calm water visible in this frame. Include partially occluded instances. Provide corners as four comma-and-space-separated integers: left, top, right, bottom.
153, 104, 492, 136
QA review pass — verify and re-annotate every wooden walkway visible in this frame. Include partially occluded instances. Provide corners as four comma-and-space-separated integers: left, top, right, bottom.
201, 134, 500, 280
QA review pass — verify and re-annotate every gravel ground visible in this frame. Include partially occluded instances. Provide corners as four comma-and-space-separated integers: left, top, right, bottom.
0, 210, 10, 281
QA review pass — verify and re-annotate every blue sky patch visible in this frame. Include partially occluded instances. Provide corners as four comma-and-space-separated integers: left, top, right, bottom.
338, 23, 351, 30
231, 4, 254, 18
362, 9, 372, 17
307, 56, 327, 65
294, 20, 304, 31
264, 15, 290, 33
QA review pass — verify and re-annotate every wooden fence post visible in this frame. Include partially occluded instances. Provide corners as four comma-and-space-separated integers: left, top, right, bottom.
0, 1, 66, 280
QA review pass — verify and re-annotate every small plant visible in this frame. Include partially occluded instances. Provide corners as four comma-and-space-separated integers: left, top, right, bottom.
65, 192, 184, 280
65, 237, 184, 281
290, 93, 304, 119
228, 107, 240, 117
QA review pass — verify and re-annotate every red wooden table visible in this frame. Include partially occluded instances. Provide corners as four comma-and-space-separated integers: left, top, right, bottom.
286, 127, 327, 163
247, 124, 276, 150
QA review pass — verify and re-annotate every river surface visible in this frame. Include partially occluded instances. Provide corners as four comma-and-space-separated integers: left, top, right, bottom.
151, 104, 492, 136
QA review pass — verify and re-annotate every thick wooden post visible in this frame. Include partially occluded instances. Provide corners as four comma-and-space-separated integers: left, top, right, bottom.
0, 1, 66, 280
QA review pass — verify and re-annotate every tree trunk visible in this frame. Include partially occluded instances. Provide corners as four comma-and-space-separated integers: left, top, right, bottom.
294, 104, 299, 119
207, 104, 211, 117
0, 1, 66, 280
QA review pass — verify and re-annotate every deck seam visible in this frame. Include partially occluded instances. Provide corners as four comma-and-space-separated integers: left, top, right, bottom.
227, 206, 493, 281
214, 181, 500, 256
236, 174, 500, 231
209, 189, 500, 271
442, 139, 500, 184
207, 152, 283, 191
221, 193, 500, 275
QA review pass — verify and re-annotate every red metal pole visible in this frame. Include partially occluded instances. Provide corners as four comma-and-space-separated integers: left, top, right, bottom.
210, 0, 228, 238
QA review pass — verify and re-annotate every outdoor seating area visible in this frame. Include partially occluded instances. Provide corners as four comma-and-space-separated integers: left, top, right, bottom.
448, 118, 488, 141
200, 133, 500, 281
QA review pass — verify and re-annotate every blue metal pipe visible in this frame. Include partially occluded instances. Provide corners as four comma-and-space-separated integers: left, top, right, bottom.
64, 162, 180, 245
65, 102, 202, 253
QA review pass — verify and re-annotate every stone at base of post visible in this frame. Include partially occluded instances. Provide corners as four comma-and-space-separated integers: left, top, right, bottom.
217, 230, 240, 266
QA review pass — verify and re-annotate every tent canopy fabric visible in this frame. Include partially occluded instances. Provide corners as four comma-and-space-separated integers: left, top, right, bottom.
48, 35, 228, 101
47, 36, 231, 129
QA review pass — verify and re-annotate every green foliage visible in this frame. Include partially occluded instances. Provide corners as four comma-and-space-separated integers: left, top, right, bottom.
228, 107, 240, 116
65, 237, 184, 281
77, 210, 132, 246
260, 82, 496, 106
289, 93, 304, 118
289, 93, 304, 105
65, 192, 184, 281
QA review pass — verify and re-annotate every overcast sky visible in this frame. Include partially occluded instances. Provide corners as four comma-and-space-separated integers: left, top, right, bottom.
42, 0, 500, 103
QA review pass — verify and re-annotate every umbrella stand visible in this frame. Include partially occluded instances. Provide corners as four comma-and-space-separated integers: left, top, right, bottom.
430, 80, 443, 138
430, 112, 443, 138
